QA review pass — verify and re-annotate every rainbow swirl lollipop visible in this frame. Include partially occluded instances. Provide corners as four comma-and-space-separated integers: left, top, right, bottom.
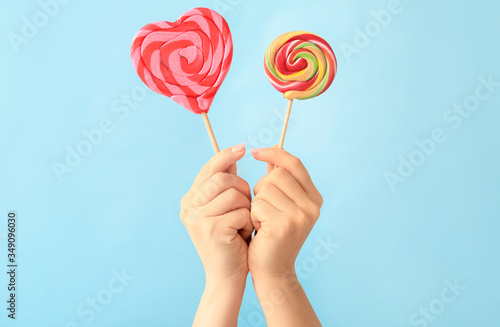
265, 31, 337, 100
264, 31, 337, 147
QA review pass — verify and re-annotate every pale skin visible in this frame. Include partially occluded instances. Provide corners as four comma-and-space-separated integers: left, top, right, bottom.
180, 144, 323, 327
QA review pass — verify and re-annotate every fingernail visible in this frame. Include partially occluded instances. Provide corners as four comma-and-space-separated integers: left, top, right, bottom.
251, 148, 262, 154
231, 143, 245, 153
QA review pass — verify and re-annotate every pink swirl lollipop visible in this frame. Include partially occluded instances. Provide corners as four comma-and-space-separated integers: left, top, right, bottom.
131, 8, 233, 152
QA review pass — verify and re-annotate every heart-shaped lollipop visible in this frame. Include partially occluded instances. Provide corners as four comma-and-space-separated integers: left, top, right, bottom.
131, 8, 233, 152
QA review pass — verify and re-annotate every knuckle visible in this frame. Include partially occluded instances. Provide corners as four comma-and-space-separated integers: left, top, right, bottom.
180, 209, 195, 228
203, 162, 213, 177
212, 171, 230, 186
304, 197, 321, 221
272, 167, 287, 178
219, 235, 234, 246
192, 192, 205, 207
290, 156, 302, 169
237, 207, 251, 217
250, 205, 257, 220
225, 187, 240, 202
251, 198, 263, 215
206, 166, 214, 177
241, 179, 251, 195
253, 183, 260, 196
180, 194, 189, 208
251, 197, 260, 208
179, 208, 187, 223
317, 192, 324, 207
260, 183, 272, 194
296, 211, 311, 229
311, 206, 321, 221
180, 195, 196, 212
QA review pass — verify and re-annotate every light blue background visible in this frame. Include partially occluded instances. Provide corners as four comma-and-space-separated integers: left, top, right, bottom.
1, 0, 499, 326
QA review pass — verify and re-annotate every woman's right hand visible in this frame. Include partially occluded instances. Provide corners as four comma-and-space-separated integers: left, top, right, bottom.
180, 143, 254, 285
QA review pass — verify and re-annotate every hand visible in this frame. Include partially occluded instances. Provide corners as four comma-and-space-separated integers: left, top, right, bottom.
180, 144, 254, 326
248, 147, 323, 279
248, 147, 323, 327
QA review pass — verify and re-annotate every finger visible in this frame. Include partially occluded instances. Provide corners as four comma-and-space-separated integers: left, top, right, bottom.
218, 208, 253, 242
254, 183, 294, 212
254, 167, 305, 204
204, 188, 251, 216
266, 144, 279, 173
193, 144, 246, 187
251, 197, 280, 232
266, 161, 274, 173
227, 163, 237, 175
251, 147, 315, 194
193, 172, 251, 206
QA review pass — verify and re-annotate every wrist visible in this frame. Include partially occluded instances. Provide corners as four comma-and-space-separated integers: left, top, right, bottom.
194, 273, 247, 327
251, 270, 304, 320
205, 274, 247, 294
250, 266, 297, 285
251, 268, 301, 296
205, 268, 248, 290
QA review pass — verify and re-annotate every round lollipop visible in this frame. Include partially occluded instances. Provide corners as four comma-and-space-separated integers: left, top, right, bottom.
131, 7, 233, 153
264, 31, 337, 148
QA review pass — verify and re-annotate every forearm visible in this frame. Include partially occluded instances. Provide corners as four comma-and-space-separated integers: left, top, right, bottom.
193, 278, 246, 327
252, 272, 321, 327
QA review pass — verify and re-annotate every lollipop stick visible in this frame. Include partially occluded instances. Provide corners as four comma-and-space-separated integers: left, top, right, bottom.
201, 112, 220, 153
278, 99, 294, 149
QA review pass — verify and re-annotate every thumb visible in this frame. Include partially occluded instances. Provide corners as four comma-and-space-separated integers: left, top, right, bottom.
266, 145, 279, 173
194, 143, 246, 186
